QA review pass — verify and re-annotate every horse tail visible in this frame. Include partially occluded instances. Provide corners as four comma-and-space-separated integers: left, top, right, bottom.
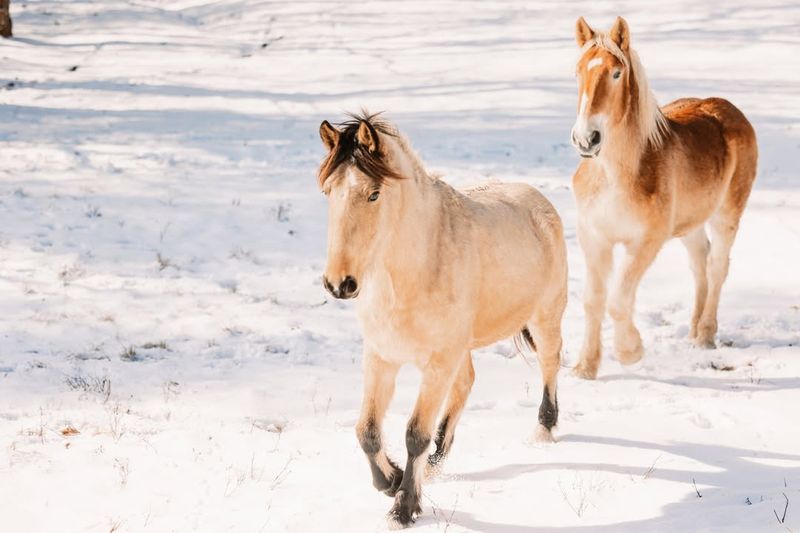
512, 327, 537, 367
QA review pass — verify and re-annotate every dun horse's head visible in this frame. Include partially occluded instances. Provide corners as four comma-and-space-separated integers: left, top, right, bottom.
571, 16, 633, 158
317, 113, 405, 300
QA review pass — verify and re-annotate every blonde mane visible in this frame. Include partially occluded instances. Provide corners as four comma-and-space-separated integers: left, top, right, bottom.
579, 33, 670, 149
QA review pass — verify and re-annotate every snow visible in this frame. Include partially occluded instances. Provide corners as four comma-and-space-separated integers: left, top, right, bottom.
1, 1, 799, 531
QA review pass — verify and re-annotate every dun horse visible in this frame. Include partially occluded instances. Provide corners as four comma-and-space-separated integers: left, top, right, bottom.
570, 17, 758, 379
318, 113, 567, 527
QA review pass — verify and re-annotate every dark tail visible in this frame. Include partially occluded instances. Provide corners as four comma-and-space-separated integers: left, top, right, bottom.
513, 327, 537, 357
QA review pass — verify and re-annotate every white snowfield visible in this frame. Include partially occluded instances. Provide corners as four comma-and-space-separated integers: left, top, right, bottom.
1, 1, 798, 532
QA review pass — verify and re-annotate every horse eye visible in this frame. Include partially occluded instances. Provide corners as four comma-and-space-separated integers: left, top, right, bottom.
368, 191, 380, 202
613, 70, 621, 80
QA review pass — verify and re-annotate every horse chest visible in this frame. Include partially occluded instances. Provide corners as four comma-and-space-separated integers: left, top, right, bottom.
579, 188, 645, 242
357, 305, 440, 365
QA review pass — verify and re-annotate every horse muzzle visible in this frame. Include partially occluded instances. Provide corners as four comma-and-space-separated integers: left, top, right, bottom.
323, 275, 359, 300
571, 129, 602, 158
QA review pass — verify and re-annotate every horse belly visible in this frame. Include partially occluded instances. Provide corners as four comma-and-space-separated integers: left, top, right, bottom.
470, 297, 535, 348
469, 233, 541, 347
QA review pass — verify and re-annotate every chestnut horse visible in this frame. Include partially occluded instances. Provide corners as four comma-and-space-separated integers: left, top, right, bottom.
318, 112, 567, 527
570, 17, 757, 379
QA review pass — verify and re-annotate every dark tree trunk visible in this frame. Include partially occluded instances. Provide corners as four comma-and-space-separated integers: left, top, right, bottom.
0, 0, 12, 39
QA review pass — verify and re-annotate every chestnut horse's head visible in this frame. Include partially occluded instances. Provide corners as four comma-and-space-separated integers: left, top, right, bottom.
571, 16, 667, 158
316, 112, 405, 300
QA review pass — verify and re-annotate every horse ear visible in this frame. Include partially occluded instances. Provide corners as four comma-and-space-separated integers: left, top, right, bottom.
609, 16, 630, 51
575, 17, 595, 47
357, 120, 379, 153
319, 120, 339, 151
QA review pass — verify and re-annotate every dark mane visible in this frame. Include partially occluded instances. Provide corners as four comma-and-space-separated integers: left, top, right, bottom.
318, 111, 405, 188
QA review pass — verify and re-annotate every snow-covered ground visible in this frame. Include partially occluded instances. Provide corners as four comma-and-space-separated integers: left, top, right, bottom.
1, 1, 799, 531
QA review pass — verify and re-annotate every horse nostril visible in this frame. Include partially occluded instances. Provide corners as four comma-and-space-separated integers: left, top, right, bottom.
340, 276, 358, 298
589, 130, 601, 147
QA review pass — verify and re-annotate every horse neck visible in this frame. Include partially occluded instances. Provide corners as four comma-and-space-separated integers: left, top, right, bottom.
595, 46, 668, 187
599, 84, 660, 185
599, 117, 647, 182
372, 160, 446, 293
383, 176, 441, 275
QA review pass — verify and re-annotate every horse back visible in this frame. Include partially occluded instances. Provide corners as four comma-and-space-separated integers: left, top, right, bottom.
664, 97, 756, 151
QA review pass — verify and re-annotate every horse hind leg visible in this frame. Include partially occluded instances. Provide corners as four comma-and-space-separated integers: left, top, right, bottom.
427, 353, 474, 472
696, 153, 756, 348
695, 212, 738, 347
525, 317, 562, 442
680, 226, 710, 342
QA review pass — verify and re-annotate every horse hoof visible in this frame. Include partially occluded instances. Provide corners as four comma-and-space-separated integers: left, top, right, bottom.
386, 490, 421, 529
616, 343, 643, 366
572, 363, 598, 380
692, 336, 716, 349
529, 424, 556, 444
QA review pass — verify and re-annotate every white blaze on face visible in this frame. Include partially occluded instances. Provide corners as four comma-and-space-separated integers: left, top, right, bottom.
572, 92, 592, 141
587, 57, 603, 70
578, 92, 589, 119
571, 70, 608, 153
346, 167, 359, 187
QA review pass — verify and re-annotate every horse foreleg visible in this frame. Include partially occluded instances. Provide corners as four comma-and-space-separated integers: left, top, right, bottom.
387, 355, 458, 528
355, 350, 402, 496
608, 237, 664, 365
574, 226, 613, 379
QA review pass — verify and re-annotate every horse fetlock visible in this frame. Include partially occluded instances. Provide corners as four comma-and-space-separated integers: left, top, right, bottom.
694, 320, 718, 349
698, 317, 718, 334
538, 385, 558, 430
369, 456, 403, 496
356, 420, 381, 455
572, 361, 598, 380
574, 343, 601, 379
607, 298, 631, 322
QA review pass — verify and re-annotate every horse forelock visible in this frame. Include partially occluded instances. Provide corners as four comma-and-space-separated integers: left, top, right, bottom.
317, 111, 405, 189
